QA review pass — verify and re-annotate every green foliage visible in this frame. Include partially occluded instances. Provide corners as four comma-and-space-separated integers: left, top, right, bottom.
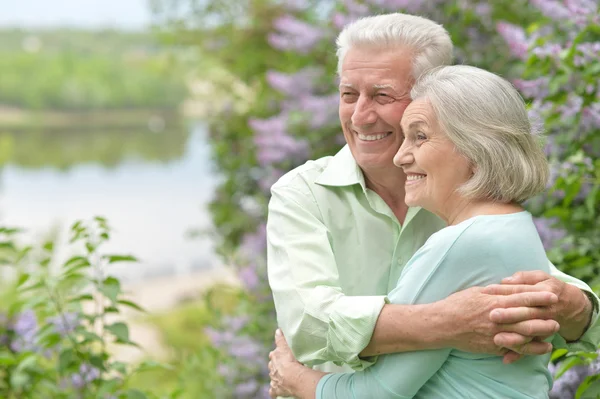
129, 286, 240, 398
0, 218, 172, 399
0, 28, 187, 110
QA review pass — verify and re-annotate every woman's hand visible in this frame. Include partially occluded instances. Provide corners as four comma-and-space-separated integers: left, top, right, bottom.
268, 329, 303, 398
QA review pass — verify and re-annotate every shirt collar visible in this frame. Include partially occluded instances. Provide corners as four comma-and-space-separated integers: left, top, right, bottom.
315, 145, 367, 189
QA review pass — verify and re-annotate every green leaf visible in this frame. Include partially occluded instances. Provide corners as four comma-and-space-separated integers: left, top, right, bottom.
106, 322, 129, 343
135, 360, 174, 373
10, 372, 29, 388
80, 331, 104, 344
111, 361, 128, 374
103, 254, 138, 264
85, 242, 96, 253
576, 375, 600, 399
16, 273, 30, 288
39, 333, 63, 349
67, 293, 94, 303
99, 276, 121, 303
551, 348, 568, 362
126, 389, 148, 399
43, 241, 54, 252
58, 348, 75, 374
118, 299, 146, 312
555, 355, 583, 379
0, 351, 16, 366
90, 354, 106, 371
64, 255, 90, 269
15, 353, 37, 372
97, 378, 121, 395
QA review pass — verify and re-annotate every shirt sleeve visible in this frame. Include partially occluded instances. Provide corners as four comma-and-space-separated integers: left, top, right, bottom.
548, 261, 600, 352
317, 222, 515, 398
267, 181, 386, 370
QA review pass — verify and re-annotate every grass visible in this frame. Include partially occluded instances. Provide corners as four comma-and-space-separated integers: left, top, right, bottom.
129, 284, 241, 398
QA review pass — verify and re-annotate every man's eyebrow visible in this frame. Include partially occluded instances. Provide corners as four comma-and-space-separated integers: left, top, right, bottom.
339, 83, 355, 89
373, 84, 395, 90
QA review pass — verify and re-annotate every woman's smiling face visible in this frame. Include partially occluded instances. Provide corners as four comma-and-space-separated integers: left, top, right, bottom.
393, 98, 473, 214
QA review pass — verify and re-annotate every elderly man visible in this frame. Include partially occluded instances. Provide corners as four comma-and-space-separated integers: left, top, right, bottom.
266, 12, 599, 382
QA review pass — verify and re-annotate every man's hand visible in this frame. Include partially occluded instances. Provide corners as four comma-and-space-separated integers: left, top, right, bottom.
484, 270, 593, 346
436, 285, 560, 359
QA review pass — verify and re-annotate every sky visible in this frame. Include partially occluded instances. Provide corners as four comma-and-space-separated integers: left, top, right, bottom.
0, 0, 153, 29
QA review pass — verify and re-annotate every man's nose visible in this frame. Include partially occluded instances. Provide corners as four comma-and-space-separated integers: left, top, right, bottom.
351, 97, 377, 126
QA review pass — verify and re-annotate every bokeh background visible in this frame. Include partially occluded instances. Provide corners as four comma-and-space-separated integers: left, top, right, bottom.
0, 1, 598, 398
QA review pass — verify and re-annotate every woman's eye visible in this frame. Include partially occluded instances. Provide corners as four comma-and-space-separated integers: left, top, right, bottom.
416, 133, 427, 140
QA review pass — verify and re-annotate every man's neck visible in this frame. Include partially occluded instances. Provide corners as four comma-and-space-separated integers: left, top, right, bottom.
363, 166, 409, 223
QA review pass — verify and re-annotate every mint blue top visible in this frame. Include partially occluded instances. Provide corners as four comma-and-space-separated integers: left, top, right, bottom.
316, 211, 553, 399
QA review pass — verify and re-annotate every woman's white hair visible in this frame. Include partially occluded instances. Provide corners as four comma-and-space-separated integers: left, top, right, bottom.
411, 65, 549, 203
336, 13, 453, 78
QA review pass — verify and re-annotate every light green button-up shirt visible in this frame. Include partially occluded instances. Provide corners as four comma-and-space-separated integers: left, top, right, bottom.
266, 145, 600, 375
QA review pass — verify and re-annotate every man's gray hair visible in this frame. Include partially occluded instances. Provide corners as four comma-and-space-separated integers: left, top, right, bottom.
336, 13, 453, 79
411, 65, 549, 203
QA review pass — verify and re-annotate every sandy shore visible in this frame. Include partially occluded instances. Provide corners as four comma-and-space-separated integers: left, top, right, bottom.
109, 266, 240, 363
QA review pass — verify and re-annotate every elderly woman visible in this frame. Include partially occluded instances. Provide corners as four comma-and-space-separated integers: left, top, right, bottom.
268, 65, 554, 399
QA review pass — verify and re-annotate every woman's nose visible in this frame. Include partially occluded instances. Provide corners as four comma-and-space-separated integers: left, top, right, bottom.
393, 141, 412, 168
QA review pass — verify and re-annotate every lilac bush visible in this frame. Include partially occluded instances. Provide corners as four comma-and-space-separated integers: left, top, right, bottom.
154, 0, 599, 396
0, 221, 172, 398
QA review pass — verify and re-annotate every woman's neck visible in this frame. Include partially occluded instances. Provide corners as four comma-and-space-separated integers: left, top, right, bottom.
441, 198, 524, 226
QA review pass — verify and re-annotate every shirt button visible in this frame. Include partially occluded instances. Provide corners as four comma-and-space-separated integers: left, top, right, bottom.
397, 258, 404, 264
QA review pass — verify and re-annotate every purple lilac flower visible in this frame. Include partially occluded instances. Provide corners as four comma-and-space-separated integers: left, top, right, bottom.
47, 312, 79, 336
531, 0, 571, 21
10, 310, 38, 353
513, 77, 550, 99
223, 315, 250, 333
573, 42, 600, 67
258, 168, 285, 194
69, 363, 101, 389
250, 113, 310, 167
581, 104, 600, 132
217, 363, 235, 383
496, 22, 530, 59
235, 379, 259, 397
239, 264, 261, 291
474, 2, 492, 18
565, 0, 598, 26
259, 383, 271, 399
268, 15, 324, 54
532, 43, 563, 59
240, 224, 267, 259
549, 364, 592, 399
266, 67, 322, 96
533, 217, 567, 250
204, 327, 234, 348
299, 93, 340, 129
560, 94, 583, 119
228, 336, 262, 361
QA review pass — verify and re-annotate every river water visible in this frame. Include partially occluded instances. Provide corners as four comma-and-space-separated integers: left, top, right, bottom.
0, 122, 220, 283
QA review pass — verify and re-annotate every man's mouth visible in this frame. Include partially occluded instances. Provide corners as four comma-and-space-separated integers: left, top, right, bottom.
356, 132, 392, 141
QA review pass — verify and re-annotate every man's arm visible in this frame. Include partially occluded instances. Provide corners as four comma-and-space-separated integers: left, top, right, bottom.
483, 267, 600, 353
361, 287, 560, 357
267, 182, 385, 369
